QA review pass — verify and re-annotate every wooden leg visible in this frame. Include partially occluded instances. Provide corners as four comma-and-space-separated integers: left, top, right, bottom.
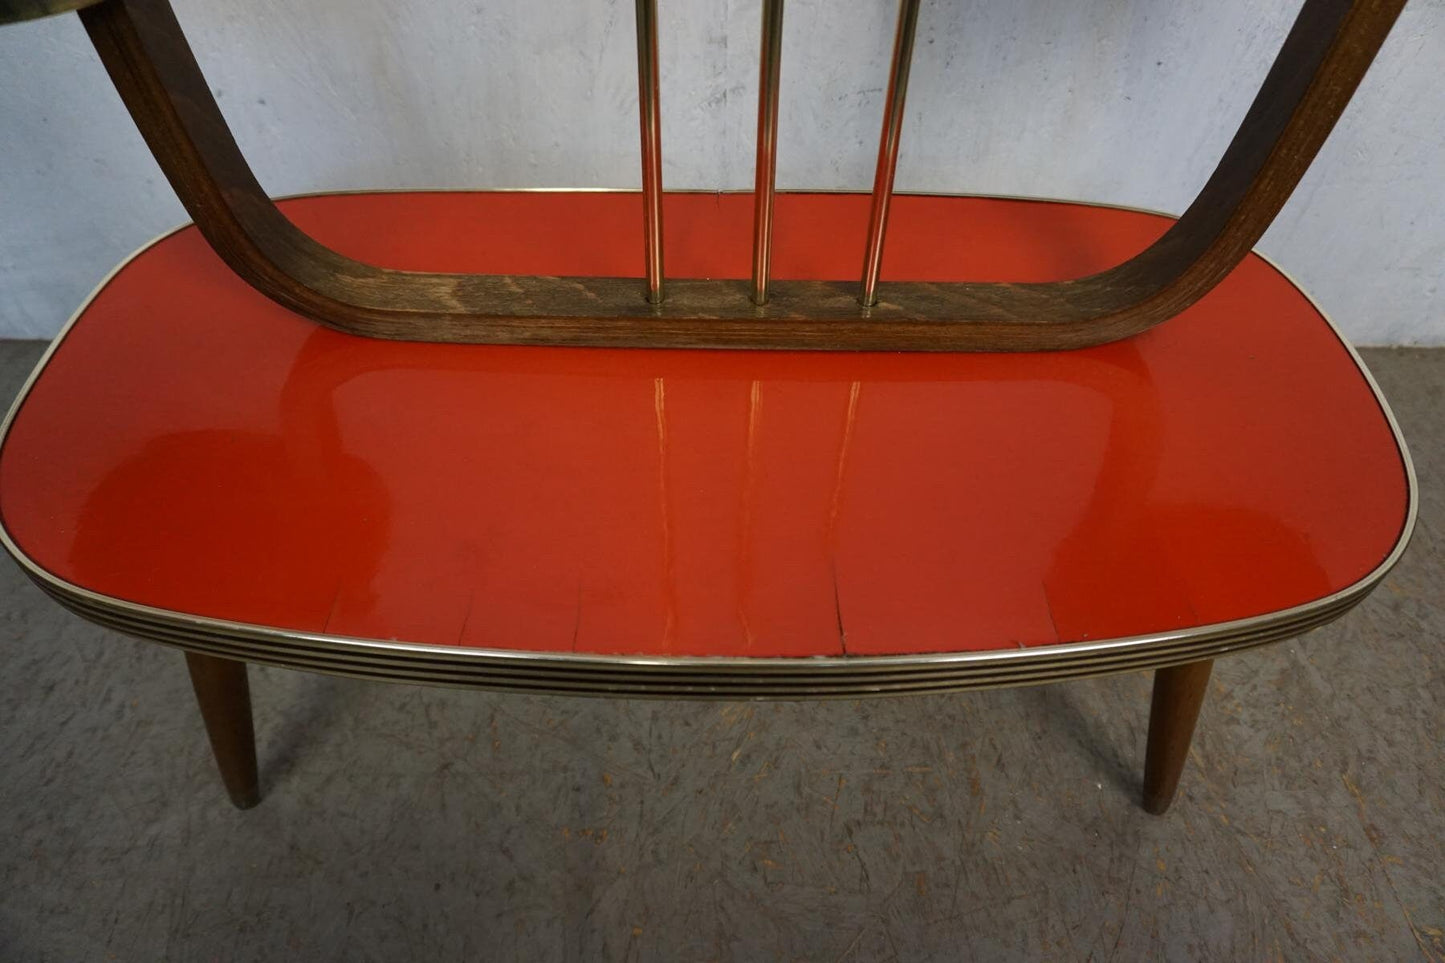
1142, 659, 1214, 815
184, 652, 261, 809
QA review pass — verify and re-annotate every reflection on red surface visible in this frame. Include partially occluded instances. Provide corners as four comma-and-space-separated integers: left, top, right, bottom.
0, 192, 1408, 657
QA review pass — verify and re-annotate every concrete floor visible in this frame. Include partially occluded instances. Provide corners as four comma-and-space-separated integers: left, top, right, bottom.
0, 341, 1440, 962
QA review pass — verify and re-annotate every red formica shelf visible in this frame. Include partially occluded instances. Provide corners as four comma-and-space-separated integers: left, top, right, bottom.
0, 192, 1410, 660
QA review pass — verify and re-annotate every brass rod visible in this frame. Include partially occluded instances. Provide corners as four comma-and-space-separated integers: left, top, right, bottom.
859, 0, 921, 307
750, 0, 786, 305
635, 0, 665, 303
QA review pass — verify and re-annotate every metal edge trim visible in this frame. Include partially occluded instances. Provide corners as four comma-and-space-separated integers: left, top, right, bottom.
40, 577, 1360, 697
50, 581, 1353, 680
0, 191, 1418, 694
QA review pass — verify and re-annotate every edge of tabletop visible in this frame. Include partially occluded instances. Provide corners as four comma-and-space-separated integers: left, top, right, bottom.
0, 190, 1420, 684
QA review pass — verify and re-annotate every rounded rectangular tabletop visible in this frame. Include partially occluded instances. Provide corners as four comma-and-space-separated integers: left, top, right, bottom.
0, 191, 1412, 694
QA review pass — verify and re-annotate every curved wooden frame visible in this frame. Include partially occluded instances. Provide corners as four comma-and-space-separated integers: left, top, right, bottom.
3, 0, 1406, 350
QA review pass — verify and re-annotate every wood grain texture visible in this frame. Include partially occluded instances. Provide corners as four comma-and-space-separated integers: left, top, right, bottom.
184, 652, 260, 809
1142, 659, 1215, 815
76, 0, 1402, 349
0, 0, 100, 25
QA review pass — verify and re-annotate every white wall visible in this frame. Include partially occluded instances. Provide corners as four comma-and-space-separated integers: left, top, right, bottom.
2, 0, 1442, 343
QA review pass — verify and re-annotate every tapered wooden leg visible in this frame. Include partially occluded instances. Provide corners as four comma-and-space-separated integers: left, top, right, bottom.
184, 652, 260, 809
1142, 659, 1214, 815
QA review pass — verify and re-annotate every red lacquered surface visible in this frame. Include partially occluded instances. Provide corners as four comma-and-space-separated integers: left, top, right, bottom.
0, 192, 1410, 659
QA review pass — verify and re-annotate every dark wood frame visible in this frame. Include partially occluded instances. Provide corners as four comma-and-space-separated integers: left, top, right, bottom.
4, 0, 1407, 350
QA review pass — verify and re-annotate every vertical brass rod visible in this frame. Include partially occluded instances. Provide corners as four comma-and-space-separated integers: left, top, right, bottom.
635, 0, 665, 303
858, 0, 921, 307
750, 0, 786, 305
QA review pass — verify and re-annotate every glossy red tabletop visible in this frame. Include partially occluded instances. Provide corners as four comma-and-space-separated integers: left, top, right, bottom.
0, 192, 1410, 659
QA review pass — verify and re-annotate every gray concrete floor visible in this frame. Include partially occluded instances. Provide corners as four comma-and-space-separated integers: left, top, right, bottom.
0, 341, 1441, 962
